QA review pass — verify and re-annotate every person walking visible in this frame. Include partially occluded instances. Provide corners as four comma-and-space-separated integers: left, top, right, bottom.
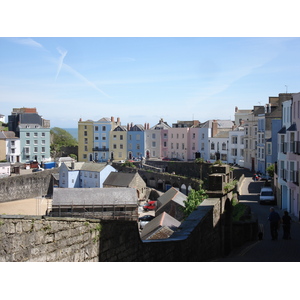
268, 207, 281, 240
282, 211, 292, 240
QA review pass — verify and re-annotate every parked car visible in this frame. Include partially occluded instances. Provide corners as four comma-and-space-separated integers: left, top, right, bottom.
259, 187, 275, 204
139, 215, 155, 222
139, 215, 155, 229
143, 201, 157, 211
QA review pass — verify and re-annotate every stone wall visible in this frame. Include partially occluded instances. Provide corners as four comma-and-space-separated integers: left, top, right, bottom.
0, 216, 100, 262
0, 168, 58, 203
0, 198, 258, 262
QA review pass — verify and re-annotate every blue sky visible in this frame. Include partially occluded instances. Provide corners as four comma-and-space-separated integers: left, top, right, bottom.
1, 37, 300, 128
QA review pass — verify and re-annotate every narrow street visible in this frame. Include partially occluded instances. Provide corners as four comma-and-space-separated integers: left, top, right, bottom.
218, 174, 300, 262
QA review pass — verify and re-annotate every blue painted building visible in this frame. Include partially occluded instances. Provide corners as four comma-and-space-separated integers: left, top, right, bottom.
127, 124, 145, 160
8, 108, 51, 163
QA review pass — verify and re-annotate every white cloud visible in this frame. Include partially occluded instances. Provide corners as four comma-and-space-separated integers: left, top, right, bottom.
55, 47, 68, 81
11, 37, 44, 49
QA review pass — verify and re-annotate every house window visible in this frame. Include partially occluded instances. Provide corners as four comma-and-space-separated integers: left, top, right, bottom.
222, 143, 226, 150
34, 147, 38, 153
95, 126, 99, 131
41, 133, 45, 137
42, 140, 45, 145
211, 143, 215, 150
26, 140, 30, 145
152, 133, 156, 139
41, 147, 45, 153
26, 133, 30, 137
113, 144, 117, 149
34, 140, 38, 145
102, 126, 106, 131
120, 135, 123, 140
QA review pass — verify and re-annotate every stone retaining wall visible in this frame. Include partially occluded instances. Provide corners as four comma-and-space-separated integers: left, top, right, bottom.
0, 168, 58, 203
0, 216, 100, 262
0, 198, 258, 262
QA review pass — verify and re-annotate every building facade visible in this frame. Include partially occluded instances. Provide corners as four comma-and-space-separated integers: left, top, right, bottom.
8, 108, 50, 163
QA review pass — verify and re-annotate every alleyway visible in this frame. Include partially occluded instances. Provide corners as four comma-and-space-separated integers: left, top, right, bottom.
218, 174, 300, 262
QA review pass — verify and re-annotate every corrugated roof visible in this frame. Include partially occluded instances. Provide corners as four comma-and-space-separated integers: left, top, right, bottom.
52, 187, 138, 206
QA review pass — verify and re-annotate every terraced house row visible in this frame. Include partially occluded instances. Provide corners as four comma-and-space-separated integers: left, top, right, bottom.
77, 91, 300, 220
78, 115, 243, 164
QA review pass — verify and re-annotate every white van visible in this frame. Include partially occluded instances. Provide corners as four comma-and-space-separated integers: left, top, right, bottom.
259, 187, 275, 204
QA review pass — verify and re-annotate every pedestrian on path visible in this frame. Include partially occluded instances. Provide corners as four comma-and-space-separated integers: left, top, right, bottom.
268, 207, 281, 240
282, 211, 292, 240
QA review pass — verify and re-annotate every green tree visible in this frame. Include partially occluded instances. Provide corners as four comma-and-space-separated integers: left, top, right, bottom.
50, 127, 78, 158
183, 187, 208, 218
266, 164, 275, 178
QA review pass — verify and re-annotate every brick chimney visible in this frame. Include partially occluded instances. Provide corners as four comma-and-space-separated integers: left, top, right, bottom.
212, 120, 218, 137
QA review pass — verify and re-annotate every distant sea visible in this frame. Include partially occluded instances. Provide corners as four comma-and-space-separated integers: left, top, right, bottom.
63, 128, 78, 141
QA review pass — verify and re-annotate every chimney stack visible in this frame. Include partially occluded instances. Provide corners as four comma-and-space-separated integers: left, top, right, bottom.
212, 120, 218, 137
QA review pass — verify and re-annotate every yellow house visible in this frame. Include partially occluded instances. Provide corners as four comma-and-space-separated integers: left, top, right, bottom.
78, 119, 94, 162
110, 125, 128, 161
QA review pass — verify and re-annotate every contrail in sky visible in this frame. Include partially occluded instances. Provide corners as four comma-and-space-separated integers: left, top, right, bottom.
55, 47, 68, 81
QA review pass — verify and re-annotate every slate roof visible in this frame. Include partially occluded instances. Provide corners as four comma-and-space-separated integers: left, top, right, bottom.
80, 162, 109, 172
0, 131, 17, 139
19, 113, 43, 126
200, 120, 234, 129
150, 119, 171, 130
52, 187, 138, 206
287, 123, 297, 131
278, 126, 286, 134
140, 211, 181, 240
145, 226, 175, 240
157, 187, 186, 208
62, 162, 110, 172
97, 117, 111, 122
103, 172, 139, 187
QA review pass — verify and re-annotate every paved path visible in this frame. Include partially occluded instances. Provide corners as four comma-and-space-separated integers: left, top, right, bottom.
218, 176, 300, 262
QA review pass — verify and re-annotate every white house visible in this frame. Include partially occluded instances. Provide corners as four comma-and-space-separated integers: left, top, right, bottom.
59, 162, 117, 188
0, 162, 11, 177
0, 131, 20, 163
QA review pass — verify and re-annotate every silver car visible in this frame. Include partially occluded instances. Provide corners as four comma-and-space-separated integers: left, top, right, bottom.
259, 187, 275, 204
